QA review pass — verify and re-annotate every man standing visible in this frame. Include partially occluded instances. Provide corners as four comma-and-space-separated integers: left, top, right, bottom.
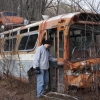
33, 39, 57, 98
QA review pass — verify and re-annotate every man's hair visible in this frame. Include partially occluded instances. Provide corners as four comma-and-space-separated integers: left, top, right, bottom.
44, 39, 53, 45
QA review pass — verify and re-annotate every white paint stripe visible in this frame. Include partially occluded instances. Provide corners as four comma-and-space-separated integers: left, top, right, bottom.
0, 54, 35, 60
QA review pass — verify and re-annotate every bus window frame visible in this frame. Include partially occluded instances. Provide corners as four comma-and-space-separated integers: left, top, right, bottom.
20, 28, 28, 34
57, 28, 64, 65
58, 30, 64, 58
18, 31, 39, 52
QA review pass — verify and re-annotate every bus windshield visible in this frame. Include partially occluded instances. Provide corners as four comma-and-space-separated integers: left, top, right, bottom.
70, 23, 100, 61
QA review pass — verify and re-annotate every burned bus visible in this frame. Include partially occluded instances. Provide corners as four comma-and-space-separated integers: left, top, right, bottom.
0, 12, 100, 92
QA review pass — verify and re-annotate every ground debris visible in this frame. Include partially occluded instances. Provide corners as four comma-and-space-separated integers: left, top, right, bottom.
1, 94, 24, 100
0, 78, 100, 100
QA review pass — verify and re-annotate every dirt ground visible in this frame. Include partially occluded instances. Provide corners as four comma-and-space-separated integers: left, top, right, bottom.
0, 78, 37, 100
0, 76, 76, 100
0, 77, 100, 100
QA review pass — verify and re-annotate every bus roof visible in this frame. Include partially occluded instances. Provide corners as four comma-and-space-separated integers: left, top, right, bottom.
44, 12, 80, 29
1, 12, 100, 34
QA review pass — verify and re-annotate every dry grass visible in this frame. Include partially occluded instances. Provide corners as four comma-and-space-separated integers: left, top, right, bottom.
0, 77, 100, 100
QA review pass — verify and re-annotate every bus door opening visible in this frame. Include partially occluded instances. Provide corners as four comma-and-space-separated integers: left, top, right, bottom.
57, 30, 64, 92
47, 28, 64, 92
47, 28, 57, 91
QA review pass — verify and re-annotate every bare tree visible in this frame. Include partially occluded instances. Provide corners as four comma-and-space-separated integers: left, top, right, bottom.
0, 0, 100, 21
21, 0, 55, 21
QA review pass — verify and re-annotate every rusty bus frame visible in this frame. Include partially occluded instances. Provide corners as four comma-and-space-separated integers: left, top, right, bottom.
0, 12, 100, 92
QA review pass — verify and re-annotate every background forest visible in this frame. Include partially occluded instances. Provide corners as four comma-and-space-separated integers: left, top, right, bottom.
0, 0, 100, 22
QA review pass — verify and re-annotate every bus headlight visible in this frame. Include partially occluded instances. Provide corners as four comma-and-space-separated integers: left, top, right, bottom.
66, 70, 72, 76
73, 70, 80, 76
85, 71, 90, 75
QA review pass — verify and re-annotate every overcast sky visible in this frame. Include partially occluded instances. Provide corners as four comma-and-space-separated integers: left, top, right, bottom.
68, 0, 100, 13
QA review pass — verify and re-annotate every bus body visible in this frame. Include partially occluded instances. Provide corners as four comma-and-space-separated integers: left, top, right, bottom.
0, 12, 100, 92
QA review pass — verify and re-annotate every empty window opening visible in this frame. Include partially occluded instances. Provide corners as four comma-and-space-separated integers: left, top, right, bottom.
59, 30, 64, 58
4, 38, 17, 51
47, 28, 57, 57
29, 26, 39, 32
4, 34, 10, 37
20, 29, 28, 34
11, 31, 17, 36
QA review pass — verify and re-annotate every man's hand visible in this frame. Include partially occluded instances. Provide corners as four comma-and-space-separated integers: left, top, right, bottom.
34, 67, 40, 74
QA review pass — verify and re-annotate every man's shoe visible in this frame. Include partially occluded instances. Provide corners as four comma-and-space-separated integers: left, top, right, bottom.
42, 89, 50, 95
37, 95, 44, 99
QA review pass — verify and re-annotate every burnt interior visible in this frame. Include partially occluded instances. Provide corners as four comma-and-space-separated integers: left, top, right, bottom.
70, 23, 100, 61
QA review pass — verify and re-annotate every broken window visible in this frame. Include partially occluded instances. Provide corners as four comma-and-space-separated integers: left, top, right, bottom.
18, 33, 38, 51
70, 24, 100, 60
